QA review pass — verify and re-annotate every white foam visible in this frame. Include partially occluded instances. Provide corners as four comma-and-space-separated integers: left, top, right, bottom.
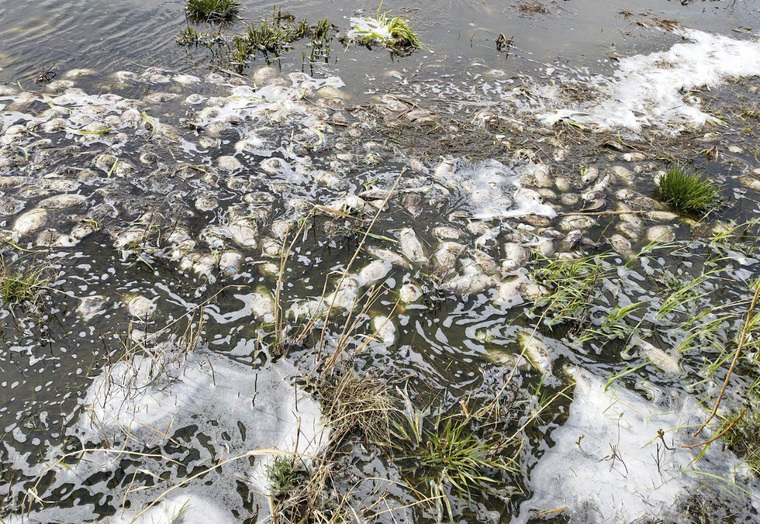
541, 29, 760, 133
518, 367, 751, 523
108, 494, 235, 524
348, 17, 394, 44
433, 159, 557, 219
5, 350, 328, 522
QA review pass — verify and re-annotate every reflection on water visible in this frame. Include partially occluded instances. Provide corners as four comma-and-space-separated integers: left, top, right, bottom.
2, 0, 758, 97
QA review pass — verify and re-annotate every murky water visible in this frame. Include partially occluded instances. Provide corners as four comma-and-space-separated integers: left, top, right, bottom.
2, 1, 760, 523
2, 0, 759, 96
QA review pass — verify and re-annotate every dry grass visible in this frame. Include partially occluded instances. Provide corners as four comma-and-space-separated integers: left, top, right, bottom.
517, 2, 549, 15
315, 368, 398, 446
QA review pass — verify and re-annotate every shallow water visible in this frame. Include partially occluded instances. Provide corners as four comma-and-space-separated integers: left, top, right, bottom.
2, 0, 759, 96
2, 1, 760, 523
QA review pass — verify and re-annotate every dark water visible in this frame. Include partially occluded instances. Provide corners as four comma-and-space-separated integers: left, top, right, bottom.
2, 0, 759, 96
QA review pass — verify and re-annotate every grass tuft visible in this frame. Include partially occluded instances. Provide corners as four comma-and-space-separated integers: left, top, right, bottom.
315, 368, 397, 446
530, 252, 609, 327
185, 0, 240, 23
266, 455, 308, 496
349, 7, 421, 52
0, 257, 47, 306
391, 403, 520, 507
719, 404, 760, 475
657, 165, 720, 215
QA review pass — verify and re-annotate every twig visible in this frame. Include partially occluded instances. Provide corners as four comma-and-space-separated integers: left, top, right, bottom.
693, 284, 760, 437
682, 408, 746, 449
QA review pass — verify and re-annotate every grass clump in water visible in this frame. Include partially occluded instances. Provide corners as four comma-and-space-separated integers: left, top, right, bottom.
224, 9, 334, 68
185, 0, 240, 23
315, 368, 397, 446
657, 165, 720, 215
0, 257, 47, 306
348, 7, 421, 52
391, 403, 520, 516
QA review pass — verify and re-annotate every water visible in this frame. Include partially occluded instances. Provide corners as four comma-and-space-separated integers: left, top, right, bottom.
2, 0, 759, 96
2, 1, 760, 522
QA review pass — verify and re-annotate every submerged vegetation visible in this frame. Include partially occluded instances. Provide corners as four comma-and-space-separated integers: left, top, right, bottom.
657, 164, 721, 215
178, 7, 337, 71
530, 252, 610, 327
185, 0, 240, 23
391, 407, 520, 504
720, 403, 760, 475
177, 4, 419, 72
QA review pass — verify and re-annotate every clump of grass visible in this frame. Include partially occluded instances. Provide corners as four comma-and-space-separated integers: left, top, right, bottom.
657, 165, 720, 215
391, 403, 520, 515
185, 0, 240, 23
225, 10, 333, 68
0, 257, 47, 306
266, 455, 308, 496
348, 7, 421, 51
517, 2, 549, 14
315, 368, 397, 445
245, 19, 298, 53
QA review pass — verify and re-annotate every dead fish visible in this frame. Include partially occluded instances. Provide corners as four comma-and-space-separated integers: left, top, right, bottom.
126, 295, 156, 320
518, 331, 553, 377
0, 176, 24, 189
443, 270, 500, 297
560, 230, 583, 252
646, 225, 676, 243
261, 237, 282, 258
371, 315, 397, 346
38, 194, 86, 209
399, 283, 422, 303
217, 155, 242, 172
226, 210, 258, 249
609, 234, 634, 257
194, 193, 218, 212
636, 338, 680, 374
357, 260, 391, 287
357, 254, 406, 279
259, 262, 280, 279
555, 177, 572, 192
399, 227, 427, 264
610, 165, 635, 185
537, 237, 555, 257
114, 228, 146, 250
433, 242, 465, 273
251, 286, 275, 323
502, 243, 529, 272
77, 295, 107, 320
13, 208, 48, 237
431, 226, 463, 241
493, 278, 527, 309
219, 251, 243, 275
